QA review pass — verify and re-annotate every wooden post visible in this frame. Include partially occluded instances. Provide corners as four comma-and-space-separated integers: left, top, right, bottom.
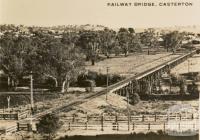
73, 114, 75, 123
85, 122, 88, 130
115, 115, 118, 123
155, 114, 157, 122
86, 113, 89, 122
167, 115, 169, 121
112, 122, 117, 130
101, 114, 104, 131
128, 116, 130, 131
163, 123, 165, 132
27, 123, 32, 131
142, 115, 145, 122
68, 122, 71, 130
179, 114, 181, 120
7, 96, 10, 110
17, 122, 20, 131
148, 123, 150, 130
132, 123, 135, 130
117, 122, 119, 131
191, 114, 194, 120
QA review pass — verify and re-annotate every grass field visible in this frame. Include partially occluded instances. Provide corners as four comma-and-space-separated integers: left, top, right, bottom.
86, 53, 181, 76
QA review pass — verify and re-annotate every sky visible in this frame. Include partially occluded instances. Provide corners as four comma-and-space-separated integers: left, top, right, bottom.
1, 0, 200, 28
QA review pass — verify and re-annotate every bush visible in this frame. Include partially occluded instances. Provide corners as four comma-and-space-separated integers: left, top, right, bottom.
84, 80, 96, 92
36, 113, 62, 139
129, 92, 140, 105
75, 71, 124, 87
187, 82, 199, 97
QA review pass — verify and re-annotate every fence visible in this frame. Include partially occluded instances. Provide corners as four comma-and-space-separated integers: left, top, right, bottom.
63, 122, 199, 133
61, 113, 199, 132
60, 113, 198, 123
0, 110, 30, 120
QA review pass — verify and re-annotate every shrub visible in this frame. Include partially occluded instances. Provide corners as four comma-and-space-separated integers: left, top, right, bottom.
129, 92, 140, 105
36, 113, 62, 139
187, 82, 199, 97
84, 80, 96, 92
75, 71, 124, 87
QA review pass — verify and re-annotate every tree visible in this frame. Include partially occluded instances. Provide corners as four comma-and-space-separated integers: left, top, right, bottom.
78, 31, 100, 65
0, 32, 34, 87
162, 31, 184, 53
117, 28, 130, 57
36, 33, 85, 93
99, 28, 116, 58
36, 113, 62, 139
140, 28, 158, 55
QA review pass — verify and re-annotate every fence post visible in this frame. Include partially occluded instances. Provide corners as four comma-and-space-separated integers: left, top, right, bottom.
163, 123, 165, 132
73, 114, 75, 123
27, 123, 32, 131
155, 114, 157, 122
191, 114, 194, 120
101, 114, 104, 131
128, 115, 130, 131
142, 115, 145, 122
117, 122, 119, 131
132, 123, 135, 131
112, 122, 117, 130
115, 114, 118, 131
193, 123, 195, 130
17, 111, 19, 120
68, 122, 71, 130
179, 123, 180, 131
179, 114, 181, 120
115, 115, 118, 123
17, 122, 20, 131
86, 113, 89, 122
148, 123, 150, 130
85, 122, 88, 130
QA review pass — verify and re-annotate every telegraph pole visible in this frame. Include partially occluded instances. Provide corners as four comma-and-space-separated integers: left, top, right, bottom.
30, 71, 34, 126
7, 96, 10, 110
126, 87, 130, 131
106, 67, 109, 101
188, 59, 190, 73
30, 72, 34, 110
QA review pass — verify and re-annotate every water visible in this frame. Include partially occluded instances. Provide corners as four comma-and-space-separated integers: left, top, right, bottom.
58, 134, 198, 140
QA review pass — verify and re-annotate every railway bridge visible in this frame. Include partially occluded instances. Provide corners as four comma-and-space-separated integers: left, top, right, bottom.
108, 50, 197, 96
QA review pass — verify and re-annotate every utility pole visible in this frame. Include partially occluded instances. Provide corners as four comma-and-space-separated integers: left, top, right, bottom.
126, 87, 130, 131
30, 72, 34, 127
199, 92, 200, 140
30, 72, 34, 110
7, 96, 10, 110
106, 67, 109, 101
188, 59, 190, 73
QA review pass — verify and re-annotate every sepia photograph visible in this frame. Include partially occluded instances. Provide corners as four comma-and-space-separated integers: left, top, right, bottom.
0, 0, 200, 139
